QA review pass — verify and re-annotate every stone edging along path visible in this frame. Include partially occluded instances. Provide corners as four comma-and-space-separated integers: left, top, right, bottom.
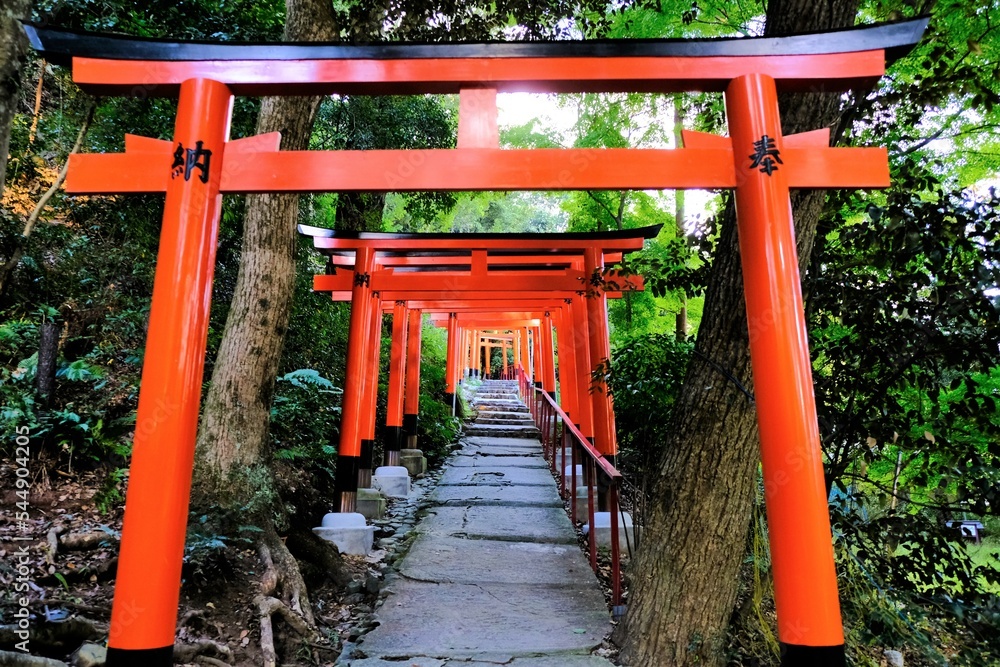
336, 381, 617, 667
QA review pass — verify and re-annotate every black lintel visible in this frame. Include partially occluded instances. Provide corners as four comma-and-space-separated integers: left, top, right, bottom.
24, 18, 928, 68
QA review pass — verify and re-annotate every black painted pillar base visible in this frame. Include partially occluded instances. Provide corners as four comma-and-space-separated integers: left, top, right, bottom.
384, 425, 402, 466
106, 646, 173, 667
335, 455, 360, 513
781, 644, 845, 667
444, 392, 455, 416
402, 413, 419, 449
358, 439, 374, 488
534, 381, 542, 388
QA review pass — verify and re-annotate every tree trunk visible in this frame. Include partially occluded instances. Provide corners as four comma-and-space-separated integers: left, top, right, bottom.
36, 320, 59, 405
615, 2, 859, 664
192, 0, 336, 509
0, 0, 31, 201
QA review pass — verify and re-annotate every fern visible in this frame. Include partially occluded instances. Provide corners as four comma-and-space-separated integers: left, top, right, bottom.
277, 368, 339, 390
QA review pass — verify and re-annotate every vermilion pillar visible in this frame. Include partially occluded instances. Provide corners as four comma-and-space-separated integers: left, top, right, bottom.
726, 73, 844, 664
519, 327, 531, 378
403, 308, 422, 448
445, 313, 458, 413
514, 330, 523, 373
584, 248, 617, 458
359, 296, 383, 488
385, 301, 408, 466
471, 329, 479, 377
484, 338, 492, 378
554, 307, 579, 422
532, 327, 543, 388
571, 296, 595, 440
335, 246, 375, 513
106, 78, 233, 667
541, 313, 557, 394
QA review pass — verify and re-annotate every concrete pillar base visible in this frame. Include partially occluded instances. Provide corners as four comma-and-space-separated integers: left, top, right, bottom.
400, 448, 427, 477
372, 466, 411, 498
313, 512, 375, 555
356, 487, 387, 520
583, 511, 635, 556
573, 486, 593, 521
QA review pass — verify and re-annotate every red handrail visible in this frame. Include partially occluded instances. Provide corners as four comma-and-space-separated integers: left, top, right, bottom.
517, 367, 625, 613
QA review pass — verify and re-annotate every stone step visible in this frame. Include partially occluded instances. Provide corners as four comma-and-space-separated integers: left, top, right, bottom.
475, 417, 535, 426
472, 409, 530, 420
463, 424, 541, 439
476, 405, 529, 414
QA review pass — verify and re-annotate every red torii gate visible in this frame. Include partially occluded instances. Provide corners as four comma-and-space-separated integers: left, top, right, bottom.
302, 227, 652, 495
24, 17, 927, 667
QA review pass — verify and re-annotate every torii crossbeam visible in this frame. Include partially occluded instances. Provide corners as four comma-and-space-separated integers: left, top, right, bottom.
24, 17, 928, 667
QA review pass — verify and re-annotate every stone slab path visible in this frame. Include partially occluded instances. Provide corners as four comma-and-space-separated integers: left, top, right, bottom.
342, 381, 615, 667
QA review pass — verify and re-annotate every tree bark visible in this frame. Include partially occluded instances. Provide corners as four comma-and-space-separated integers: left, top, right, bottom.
192, 0, 336, 509
0, 0, 31, 201
36, 320, 59, 405
614, 2, 859, 664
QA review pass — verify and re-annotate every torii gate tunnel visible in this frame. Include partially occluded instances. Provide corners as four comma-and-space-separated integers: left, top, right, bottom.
25, 17, 927, 667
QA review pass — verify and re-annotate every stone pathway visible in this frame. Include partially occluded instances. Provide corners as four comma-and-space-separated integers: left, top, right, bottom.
341, 381, 615, 667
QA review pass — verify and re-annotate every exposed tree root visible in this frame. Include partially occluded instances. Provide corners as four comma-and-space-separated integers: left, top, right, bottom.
0, 618, 104, 654
263, 525, 315, 626
173, 639, 233, 664
0, 650, 67, 667
255, 595, 322, 667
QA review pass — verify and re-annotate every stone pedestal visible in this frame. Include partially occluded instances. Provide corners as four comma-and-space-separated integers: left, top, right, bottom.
372, 466, 411, 498
313, 512, 375, 555
573, 486, 593, 521
563, 464, 584, 480
356, 487, 387, 520
582, 511, 635, 556
400, 448, 427, 477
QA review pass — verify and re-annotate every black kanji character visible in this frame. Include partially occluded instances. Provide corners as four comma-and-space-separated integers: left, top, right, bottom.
170, 141, 213, 183
171, 143, 185, 179
749, 134, 783, 176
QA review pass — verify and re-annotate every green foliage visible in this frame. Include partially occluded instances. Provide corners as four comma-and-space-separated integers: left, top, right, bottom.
414, 321, 461, 464
269, 369, 342, 475
603, 333, 692, 483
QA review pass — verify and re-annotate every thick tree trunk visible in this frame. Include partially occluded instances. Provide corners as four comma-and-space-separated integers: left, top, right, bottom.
192, 0, 336, 509
615, 2, 859, 664
0, 0, 31, 201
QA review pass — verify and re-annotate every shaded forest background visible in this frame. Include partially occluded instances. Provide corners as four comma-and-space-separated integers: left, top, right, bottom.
1, 0, 999, 666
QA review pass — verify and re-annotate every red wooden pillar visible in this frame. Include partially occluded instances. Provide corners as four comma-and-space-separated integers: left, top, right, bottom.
584, 248, 617, 458
385, 301, 408, 466
726, 72, 844, 664
571, 295, 595, 440
520, 327, 532, 378
483, 337, 493, 378
532, 327, 543, 388
554, 306, 579, 422
106, 78, 233, 667
514, 329, 523, 375
335, 246, 375, 513
541, 312, 557, 394
471, 328, 479, 377
445, 312, 458, 413
403, 308, 422, 448
359, 294, 383, 488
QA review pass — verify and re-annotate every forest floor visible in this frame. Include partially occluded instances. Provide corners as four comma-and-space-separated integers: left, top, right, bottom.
0, 460, 439, 666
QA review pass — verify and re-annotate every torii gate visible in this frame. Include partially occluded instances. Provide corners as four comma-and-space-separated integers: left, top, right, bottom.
302, 227, 652, 503
24, 18, 927, 667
